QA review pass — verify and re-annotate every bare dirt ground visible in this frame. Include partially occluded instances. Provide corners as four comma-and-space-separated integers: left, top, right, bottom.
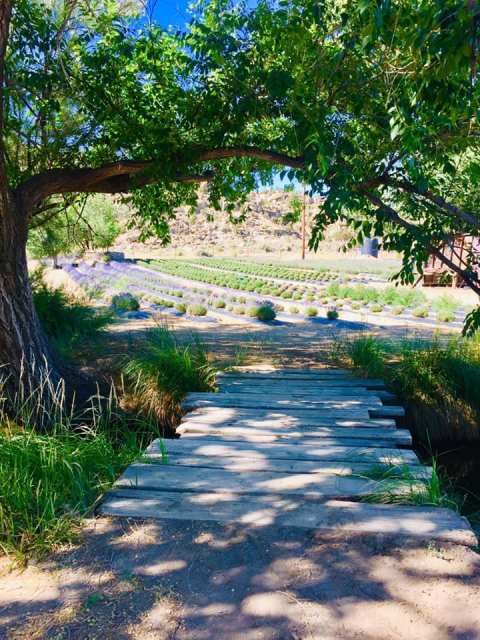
1, 518, 479, 640
1, 315, 479, 640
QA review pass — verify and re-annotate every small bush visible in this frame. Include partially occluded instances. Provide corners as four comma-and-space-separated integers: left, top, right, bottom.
111, 292, 140, 312
256, 305, 276, 322
391, 305, 405, 316
370, 304, 384, 313
175, 302, 187, 314
412, 305, 430, 318
351, 302, 362, 310
247, 306, 259, 317
234, 306, 246, 315
347, 335, 386, 378
214, 299, 226, 309
437, 309, 455, 323
32, 278, 111, 357
187, 304, 208, 316
289, 306, 299, 314
327, 309, 339, 320
305, 307, 318, 317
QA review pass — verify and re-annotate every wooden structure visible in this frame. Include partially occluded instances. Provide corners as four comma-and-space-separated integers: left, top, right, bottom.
100, 368, 476, 545
422, 234, 480, 287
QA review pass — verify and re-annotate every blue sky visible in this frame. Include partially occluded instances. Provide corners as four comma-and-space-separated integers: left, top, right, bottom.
149, 0, 192, 28
147, 1, 302, 192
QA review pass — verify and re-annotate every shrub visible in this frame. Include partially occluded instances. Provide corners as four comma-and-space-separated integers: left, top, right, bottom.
247, 306, 259, 317
281, 291, 293, 299
391, 305, 405, 316
111, 292, 140, 312
289, 306, 299, 314
256, 305, 276, 322
412, 305, 430, 318
0, 369, 158, 559
347, 335, 386, 378
370, 304, 384, 313
214, 299, 226, 308
327, 309, 339, 320
351, 302, 362, 310
234, 306, 246, 315
238, 296, 247, 304
175, 302, 187, 314
306, 293, 315, 301
123, 326, 216, 424
187, 304, 208, 316
275, 304, 285, 312
305, 307, 318, 317
32, 278, 111, 357
437, 309, 455, 323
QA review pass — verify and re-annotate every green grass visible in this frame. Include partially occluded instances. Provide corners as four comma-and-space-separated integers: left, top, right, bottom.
360, 461, 460, 510
338, 333, 480, 443
32, 276, 112, 359
0, 377, 159, 561
122, 326, 217, 424
346, 335, 386, 378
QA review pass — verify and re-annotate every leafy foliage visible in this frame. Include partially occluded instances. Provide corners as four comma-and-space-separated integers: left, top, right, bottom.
32, 272, 111, 357
122, 326, 216, 424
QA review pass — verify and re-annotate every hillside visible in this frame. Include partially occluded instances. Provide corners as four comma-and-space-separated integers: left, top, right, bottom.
114, 189, 348, 259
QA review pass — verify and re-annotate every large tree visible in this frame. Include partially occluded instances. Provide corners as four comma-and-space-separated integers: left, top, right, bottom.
1, 0, 480, 391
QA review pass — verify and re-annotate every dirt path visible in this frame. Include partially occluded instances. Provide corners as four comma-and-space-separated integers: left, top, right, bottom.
2, 518, 479, 639
2, 316, 479, 640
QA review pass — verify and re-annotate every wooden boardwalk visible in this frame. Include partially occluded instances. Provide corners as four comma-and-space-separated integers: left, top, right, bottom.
100, 368, 476, 545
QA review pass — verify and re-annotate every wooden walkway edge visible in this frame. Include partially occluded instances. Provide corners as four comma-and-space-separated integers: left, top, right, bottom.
100, 368, 477, 546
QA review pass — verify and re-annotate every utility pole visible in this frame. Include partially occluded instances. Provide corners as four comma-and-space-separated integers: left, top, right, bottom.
301, 186, 306, 260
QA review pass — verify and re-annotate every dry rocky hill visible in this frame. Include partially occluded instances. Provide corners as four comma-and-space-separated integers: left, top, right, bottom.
114, 190, 351, 259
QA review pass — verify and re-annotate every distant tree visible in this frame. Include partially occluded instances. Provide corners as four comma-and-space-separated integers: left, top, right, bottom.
28, 195, 121, 263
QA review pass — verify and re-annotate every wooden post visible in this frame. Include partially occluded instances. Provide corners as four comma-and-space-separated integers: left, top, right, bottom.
301, 187, 306, 260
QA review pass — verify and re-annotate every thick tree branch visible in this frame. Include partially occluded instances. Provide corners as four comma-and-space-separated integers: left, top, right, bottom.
18, 147, 305, 210
382, 176, 480, 229
362, 190, 480, 296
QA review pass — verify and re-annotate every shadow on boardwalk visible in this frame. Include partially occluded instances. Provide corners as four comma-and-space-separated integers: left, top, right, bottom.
1, 516, 479, 639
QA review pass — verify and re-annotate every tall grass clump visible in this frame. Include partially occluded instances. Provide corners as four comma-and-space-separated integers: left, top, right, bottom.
346, 335, 386, 378
122, 326, 217, 425
391, 337, 480, 442
0, 374, 154, 560
338, 333, 480, 444
32, 274, 112, 358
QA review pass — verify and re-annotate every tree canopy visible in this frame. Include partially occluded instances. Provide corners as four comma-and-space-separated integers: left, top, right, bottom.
1, 0, 480, 379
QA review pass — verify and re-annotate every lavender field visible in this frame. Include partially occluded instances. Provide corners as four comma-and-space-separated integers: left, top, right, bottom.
62, 258, 468, 329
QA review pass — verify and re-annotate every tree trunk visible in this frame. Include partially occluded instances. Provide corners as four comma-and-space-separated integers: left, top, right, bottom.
0, 190, 59, 394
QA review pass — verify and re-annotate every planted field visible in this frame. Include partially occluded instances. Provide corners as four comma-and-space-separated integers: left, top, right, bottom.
64, 258, 469, 328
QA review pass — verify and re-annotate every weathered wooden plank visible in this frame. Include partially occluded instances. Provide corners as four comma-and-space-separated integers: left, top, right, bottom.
99, 490, 477, 546
182, 400, 375, 417
147, 438, 421, 465
181, 413, 397, 430
115, 462, 416, 499
142, 452, 430, 478
178, 431, 409, 448
189, 392, 384, 405
177, 422, 412, 445
218, 384, 386, 395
